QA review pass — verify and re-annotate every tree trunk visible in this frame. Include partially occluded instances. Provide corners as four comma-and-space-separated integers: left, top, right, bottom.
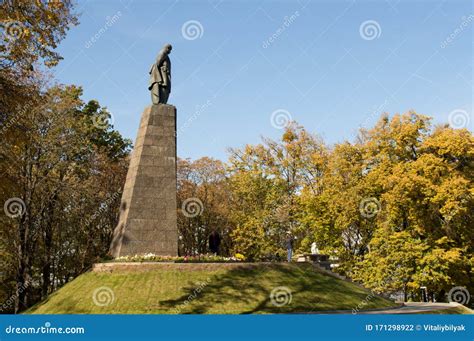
15, 258, 29, 313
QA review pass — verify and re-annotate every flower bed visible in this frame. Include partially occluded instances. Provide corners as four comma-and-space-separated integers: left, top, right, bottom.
110, 253, 246, 263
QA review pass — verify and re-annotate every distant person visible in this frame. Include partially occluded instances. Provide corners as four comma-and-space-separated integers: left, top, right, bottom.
209, 231, 221, 255
285, 233, 295, 262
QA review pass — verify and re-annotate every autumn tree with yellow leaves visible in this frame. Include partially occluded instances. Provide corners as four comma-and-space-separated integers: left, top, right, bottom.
181, 113, 473, 302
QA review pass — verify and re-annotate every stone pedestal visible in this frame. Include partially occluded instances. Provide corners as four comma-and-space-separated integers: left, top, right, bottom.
110, 104, 178, 257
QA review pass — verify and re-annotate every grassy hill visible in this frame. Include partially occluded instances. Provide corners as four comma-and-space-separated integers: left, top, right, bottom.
27, 262, 398, 314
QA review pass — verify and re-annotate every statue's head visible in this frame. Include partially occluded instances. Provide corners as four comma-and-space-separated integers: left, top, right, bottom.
163, 43, 172, 54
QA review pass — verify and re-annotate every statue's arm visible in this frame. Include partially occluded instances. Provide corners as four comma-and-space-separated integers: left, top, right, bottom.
160, 59, 169, 86
155, 52, 165, 68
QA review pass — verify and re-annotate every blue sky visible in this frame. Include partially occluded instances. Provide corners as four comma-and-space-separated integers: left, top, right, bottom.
55, 0, 473, 160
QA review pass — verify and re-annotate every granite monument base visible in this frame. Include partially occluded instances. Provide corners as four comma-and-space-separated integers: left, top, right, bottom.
110, 104, 178, 257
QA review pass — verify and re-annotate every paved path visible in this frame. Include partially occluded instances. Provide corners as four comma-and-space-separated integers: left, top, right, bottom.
306, 302, 468, 314
358, 302, 463, 314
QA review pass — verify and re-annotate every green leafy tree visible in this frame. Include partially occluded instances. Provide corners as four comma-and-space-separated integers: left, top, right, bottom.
0, 85, 130, 312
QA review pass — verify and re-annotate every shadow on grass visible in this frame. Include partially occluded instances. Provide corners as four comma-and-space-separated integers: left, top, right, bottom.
158, 263, 381, 314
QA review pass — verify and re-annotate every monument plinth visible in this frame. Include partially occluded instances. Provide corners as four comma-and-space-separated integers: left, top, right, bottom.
110, 104, 178, 257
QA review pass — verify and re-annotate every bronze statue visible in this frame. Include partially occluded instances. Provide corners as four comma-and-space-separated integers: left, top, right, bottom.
149, 44, 172, 104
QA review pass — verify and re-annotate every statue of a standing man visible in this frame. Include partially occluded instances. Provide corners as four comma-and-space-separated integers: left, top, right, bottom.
148, 44, 172, 104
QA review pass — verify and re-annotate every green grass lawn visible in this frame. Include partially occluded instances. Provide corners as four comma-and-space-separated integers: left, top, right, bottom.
27, 263, 398, 314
